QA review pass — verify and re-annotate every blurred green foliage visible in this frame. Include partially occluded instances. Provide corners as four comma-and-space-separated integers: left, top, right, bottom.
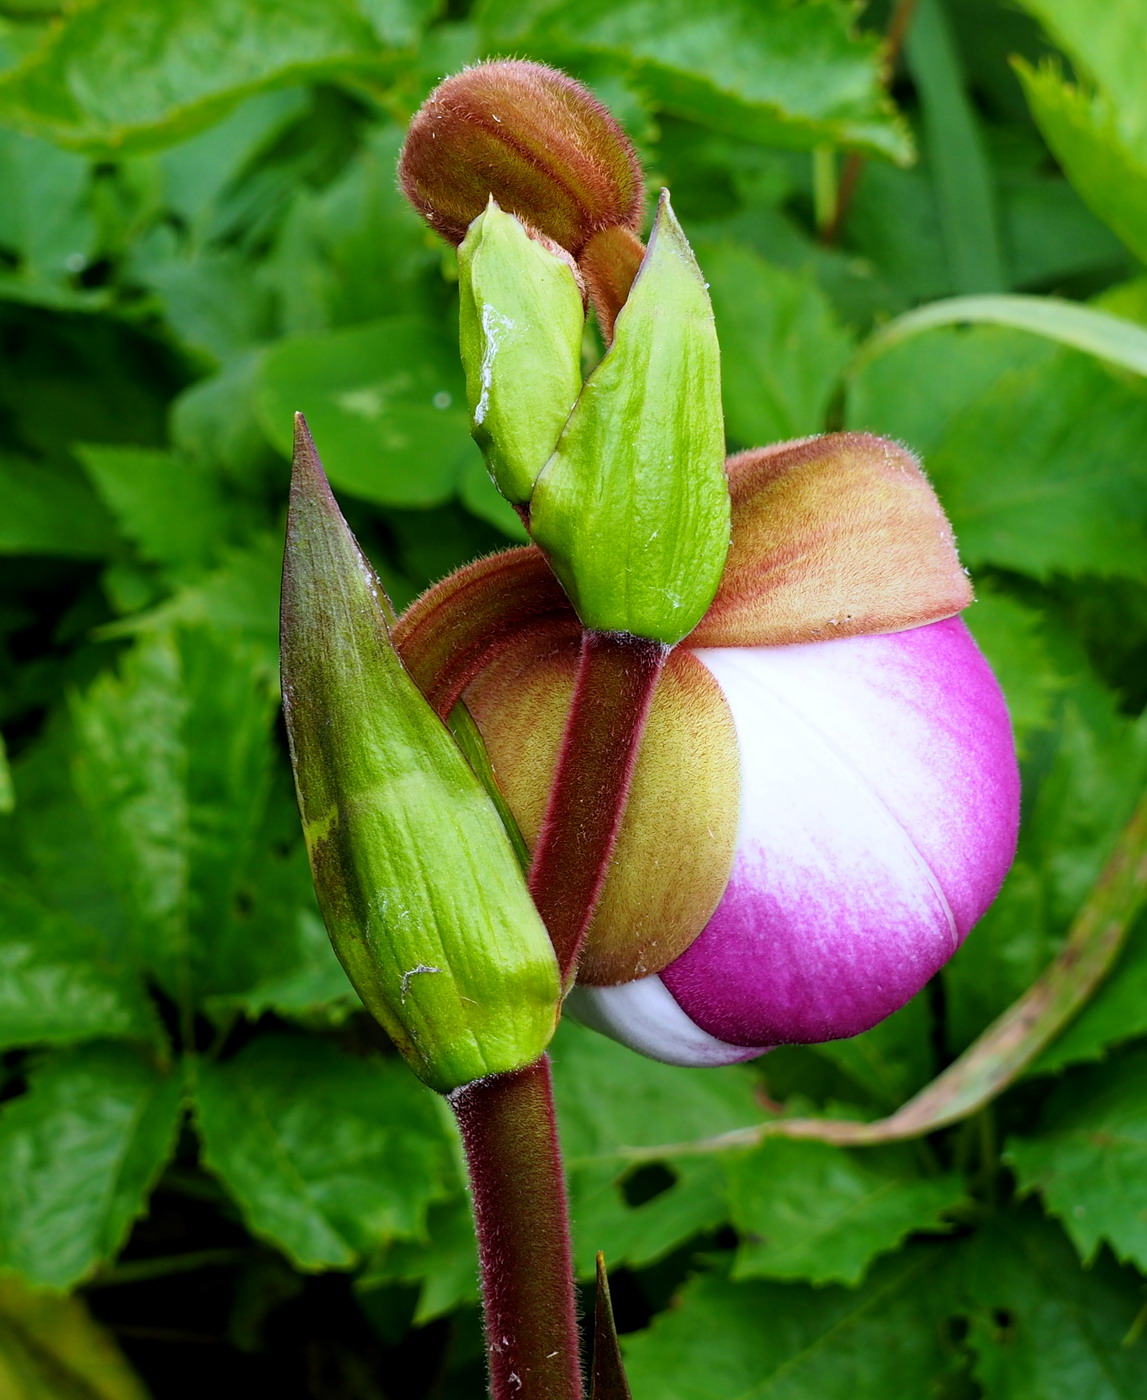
1, 0, 1146, 1395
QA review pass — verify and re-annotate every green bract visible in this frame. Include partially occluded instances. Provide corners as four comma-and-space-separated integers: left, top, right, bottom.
280, 416, 560, 1093
458, 200, 585, 504
529, 193, 731, 644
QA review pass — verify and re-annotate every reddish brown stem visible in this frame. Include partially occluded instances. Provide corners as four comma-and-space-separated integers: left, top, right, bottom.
528, 630, 667, 984
452, 1057, 583, 1400
822, 0, 921, 245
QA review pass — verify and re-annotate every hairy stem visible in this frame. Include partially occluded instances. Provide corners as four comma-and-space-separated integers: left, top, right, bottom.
452, 1057, 583, 1400
528, 630, 668, 984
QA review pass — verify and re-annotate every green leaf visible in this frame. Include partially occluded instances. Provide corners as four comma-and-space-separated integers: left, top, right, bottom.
944, 677, 1147, 1049
0, 454, 116, 558
194, 1033, 452, 1272
905, 0, 1006, 293
854, 295, 1147, 379
1006, 1046, 1147, 1271
202, 824, 356, 1026
0, 1044, 182, 1290
727, 1138, 966, 1286
0, 0, 387, 154
847, 325, 1147, 580
622, 1248, 960, 1400
1030, 914, 1147, 1074
0, 128, 96, 292
0, 1274, 151, 1400
75, 445, 232, 573
255, 317, 473, 509
0, 881, 158, 1052
358, 1194, 478, 1323
697, 240, 854, 448
551, 1020, 760, 1276
808, 994, 937, 1111
103, 535, 283, 674
530, 193, 730, 643
961, 1209, 1147, 1399
70, 632, 192, 1005
263, 124, 440, 335
1016, 60, 1147, 268
359, 0, 441, 49
965, 585, 1066, 757
478, 0, 913, 164
1013, 0, 1147, 133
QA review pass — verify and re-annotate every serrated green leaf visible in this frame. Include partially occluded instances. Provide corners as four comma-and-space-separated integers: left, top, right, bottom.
622, 1248, 959, 1400
75, 445, 232, 573
809, 994, 936, 1112
255, 317, 472, 509
0, 0, 387, 154
1006, 1046, 1147, 1271
965, 586, 1065, 756
1016, 60, 1147, 268
697, 240, 854, 448
263, 124, 439, 335
0, 1044, 182, 1290
478, 0, 913, 164
70, 632, 192, 1005
102, 535, 283, 676
945, 676, 1147, 1048
726, 1138, 965, 1286
962, 1209, 1147, 1399
0, 881, 158, 1052
848, 325, 1147, 580
0, 1274, 151, 1400
0, 733, 12, 817
1013, 0, 1147, 134
550, 1020, 760, 1276
194, 1034, 452, 1272
530, 193, 730, 642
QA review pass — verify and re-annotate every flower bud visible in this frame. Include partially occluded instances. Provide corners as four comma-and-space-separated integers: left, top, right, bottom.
398, 60, 644, 255
394, 433, 1020, 1067
458, 200, 585, 504
281, 416, 560, 1093
528, 193, 731, 644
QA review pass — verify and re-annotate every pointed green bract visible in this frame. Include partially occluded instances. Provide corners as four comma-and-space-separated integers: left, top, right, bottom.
280, 416, 560, 1093
458, 200, 585, 504
529, 192, 730, 644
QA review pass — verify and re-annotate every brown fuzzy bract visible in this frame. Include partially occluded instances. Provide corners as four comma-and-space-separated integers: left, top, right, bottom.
398, 59, 645, 252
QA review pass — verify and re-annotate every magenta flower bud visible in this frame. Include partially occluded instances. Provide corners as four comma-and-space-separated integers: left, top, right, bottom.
395, 433, 1021, 1068
568, 616, 1019, 1064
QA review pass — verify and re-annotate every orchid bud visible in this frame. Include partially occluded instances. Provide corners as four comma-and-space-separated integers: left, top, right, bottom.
398, 60, 644, 256
458, 200, 585, 504
396, 433, 1020, 1067
529, 193, 731, 645
281, 416, 560, 1093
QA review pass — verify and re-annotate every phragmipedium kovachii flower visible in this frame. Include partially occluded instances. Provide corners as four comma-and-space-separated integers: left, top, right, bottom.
391, 59, 1021, 1069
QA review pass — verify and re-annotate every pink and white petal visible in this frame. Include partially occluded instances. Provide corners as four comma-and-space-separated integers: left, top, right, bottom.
566, 975, 769, 1067
659, 619, 1018, 1046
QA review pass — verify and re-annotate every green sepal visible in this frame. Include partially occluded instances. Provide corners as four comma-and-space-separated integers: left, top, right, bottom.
458, 200, 585, 504
529, 192, 731, 645
280, 416, 560, 1093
